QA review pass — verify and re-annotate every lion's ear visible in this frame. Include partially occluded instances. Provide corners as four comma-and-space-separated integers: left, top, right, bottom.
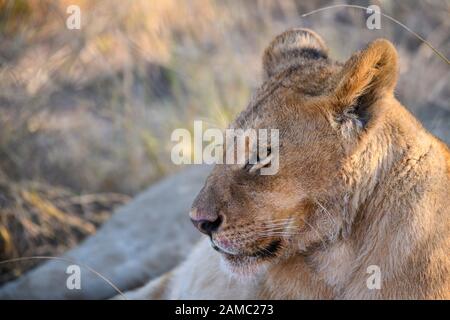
262, 28, 328, 78
332, 39, 398, 131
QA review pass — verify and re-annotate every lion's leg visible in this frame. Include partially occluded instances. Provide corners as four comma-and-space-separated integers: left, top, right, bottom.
113, 270, 174, 300
115, 238, 261, 300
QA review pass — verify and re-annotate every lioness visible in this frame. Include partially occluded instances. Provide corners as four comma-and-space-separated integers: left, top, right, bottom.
125, 29, 450, 299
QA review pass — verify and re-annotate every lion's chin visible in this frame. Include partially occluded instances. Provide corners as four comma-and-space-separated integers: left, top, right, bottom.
219, 253, 270, 280
214, 239, 283, 279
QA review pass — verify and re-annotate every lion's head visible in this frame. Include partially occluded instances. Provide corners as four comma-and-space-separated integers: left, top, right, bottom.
189, 29, 399, 277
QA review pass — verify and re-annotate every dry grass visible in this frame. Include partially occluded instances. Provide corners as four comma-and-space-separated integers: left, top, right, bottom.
0, 178, 129, 284
0, 0, 448, 283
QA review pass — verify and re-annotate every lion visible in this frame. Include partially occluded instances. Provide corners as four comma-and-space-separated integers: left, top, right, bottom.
122, 29, 450, 300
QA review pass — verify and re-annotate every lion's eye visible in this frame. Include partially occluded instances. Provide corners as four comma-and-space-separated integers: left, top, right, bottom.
244, 161, 253, 171
244, 147, 272, 173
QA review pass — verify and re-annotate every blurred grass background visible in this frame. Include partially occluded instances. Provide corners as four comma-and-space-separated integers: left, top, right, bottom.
0, 0, 449, 284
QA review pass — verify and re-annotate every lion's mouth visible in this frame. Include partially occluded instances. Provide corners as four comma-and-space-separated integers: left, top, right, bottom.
211, 239, 282, 260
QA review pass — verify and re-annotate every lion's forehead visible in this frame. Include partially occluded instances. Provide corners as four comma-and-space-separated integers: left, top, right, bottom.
231, 62, 341, 131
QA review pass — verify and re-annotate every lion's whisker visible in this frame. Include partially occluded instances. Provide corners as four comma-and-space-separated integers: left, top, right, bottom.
298, 216, 327, 248
313, 199, 338, 226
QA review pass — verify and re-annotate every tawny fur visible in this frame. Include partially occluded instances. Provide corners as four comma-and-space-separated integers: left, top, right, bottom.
123, 29, 450, 300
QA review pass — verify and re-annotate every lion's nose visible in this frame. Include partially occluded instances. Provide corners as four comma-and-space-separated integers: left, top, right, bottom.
190, 215, 223, 235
